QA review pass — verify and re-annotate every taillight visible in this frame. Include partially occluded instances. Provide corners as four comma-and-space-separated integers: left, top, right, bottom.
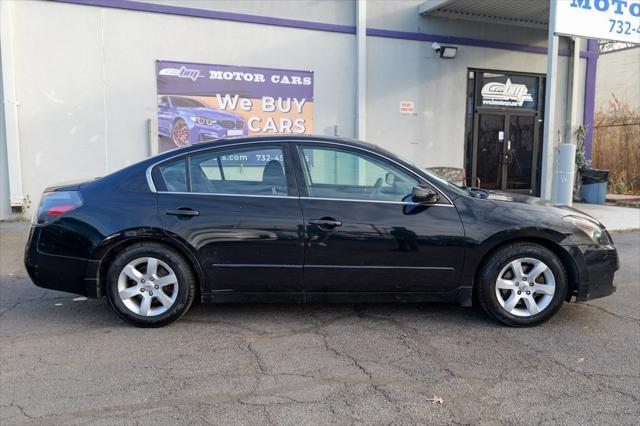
32, 191, 83, 225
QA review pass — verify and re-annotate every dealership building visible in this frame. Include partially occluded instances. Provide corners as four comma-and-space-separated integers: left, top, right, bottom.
0, 0, 602, 219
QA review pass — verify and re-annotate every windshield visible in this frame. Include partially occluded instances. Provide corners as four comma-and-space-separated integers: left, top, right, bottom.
391, 152, 470, 198
421, 168, 470, 197
171, 97, 205, 108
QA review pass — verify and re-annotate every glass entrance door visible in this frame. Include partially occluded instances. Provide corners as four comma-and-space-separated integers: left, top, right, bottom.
505, 115, 536, 191
465, 70, 544, 196
476, 114, 505, 190
473, 112, 539, 194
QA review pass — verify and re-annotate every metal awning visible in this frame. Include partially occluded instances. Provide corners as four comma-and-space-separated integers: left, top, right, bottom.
419, 0, 550, 29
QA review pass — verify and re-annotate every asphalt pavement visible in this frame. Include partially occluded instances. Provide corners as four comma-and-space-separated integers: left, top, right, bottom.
1, 221, 638, 425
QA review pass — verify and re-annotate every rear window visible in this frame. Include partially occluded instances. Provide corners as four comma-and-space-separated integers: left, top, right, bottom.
155, 145, 288, 196
158, 159, 187, 192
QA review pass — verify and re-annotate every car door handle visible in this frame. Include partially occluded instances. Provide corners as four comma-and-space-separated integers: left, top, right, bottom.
166, 208, 200, 217
309, 218, 342, 228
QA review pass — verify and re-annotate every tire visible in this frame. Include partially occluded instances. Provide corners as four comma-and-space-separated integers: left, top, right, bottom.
172, 118, 190, 148
106, 242, 196, 327
476, 242, 568, 327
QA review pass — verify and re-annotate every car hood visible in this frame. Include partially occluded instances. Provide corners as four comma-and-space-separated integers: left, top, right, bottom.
176, 107, 242, 121
484, 190, 605, 227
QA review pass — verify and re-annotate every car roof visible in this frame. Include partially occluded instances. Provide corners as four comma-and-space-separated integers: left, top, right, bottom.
178, 135, 389, 156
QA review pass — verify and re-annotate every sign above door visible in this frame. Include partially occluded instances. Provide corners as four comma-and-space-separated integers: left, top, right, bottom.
477, 73, 539, 110
481, 79, 534, 108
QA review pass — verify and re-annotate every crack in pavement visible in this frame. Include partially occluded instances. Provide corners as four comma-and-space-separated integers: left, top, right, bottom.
580, 303, 640, 322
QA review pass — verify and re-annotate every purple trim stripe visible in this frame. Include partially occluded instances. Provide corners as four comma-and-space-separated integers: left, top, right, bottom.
51, 0, 597, 58
583, 39, 599, 162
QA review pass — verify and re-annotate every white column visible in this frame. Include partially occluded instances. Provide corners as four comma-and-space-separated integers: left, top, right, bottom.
569, 37, 582, 138
1, 0, 24, 207
540, 0, 559, 200
356, 0, 366, 140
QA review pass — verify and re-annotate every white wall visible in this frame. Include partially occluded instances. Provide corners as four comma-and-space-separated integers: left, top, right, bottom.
595, 46, 640, 112
364, 33, 579, 171
9, 0, 355, 213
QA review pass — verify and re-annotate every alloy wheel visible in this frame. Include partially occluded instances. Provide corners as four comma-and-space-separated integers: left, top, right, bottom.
172, 120, 190, 147
495, 257, 556, 317
117, 257, 179, 316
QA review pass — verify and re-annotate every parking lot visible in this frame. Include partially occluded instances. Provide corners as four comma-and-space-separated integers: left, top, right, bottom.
1, 221, 639, 425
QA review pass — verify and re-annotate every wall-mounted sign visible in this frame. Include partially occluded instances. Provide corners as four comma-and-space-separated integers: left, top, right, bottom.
556, 0, 640, 44
156, 60, 313, 153
481, 78, 535, 108
399, 101, 415, 114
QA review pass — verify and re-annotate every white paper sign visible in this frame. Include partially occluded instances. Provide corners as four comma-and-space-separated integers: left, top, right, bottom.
556, 0, 640, 44
399, 101, 415, 114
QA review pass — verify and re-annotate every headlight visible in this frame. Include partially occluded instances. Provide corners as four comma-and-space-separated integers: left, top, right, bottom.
189, 116, 217, 126
563, 215, 610, 244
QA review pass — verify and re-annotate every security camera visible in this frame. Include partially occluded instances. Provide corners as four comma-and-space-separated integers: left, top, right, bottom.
432, 42, 441, 52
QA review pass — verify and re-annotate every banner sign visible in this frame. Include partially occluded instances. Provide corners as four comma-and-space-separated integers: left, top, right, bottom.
156, 60, 313, 154
556, 0, 640, 44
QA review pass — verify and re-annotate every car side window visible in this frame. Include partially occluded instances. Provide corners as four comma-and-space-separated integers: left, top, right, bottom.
158, 158, 188, 192
298, 146, 418, 202
189, 146, 288, 196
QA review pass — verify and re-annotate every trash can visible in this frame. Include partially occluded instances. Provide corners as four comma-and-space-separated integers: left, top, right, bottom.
580, 169, 609, 204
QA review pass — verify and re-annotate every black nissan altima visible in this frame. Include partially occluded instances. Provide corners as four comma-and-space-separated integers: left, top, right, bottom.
25, 136, 618, 327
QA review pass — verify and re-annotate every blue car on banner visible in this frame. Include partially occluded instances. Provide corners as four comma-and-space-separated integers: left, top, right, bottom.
158, 96, 248, 147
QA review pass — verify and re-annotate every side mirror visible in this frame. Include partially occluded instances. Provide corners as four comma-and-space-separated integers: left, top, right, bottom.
411, 186, 439, 204
385, 172, 395, 186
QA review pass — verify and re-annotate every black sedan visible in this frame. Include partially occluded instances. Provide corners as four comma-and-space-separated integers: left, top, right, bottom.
25, 136, 618, 327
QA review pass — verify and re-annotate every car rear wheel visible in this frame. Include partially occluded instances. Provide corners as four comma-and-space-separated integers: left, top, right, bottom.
106, 243, 196, 327
172, 118, 190, 147
476, 242, 568, 327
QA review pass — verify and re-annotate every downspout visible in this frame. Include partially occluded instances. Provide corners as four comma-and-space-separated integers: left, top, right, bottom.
0, 0, 24, 209
582, 39, 599, 162
356, 0, 366, 140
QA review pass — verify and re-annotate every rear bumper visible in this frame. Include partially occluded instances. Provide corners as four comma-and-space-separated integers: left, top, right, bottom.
565, 243, 619, 302
24, 226, 100, 298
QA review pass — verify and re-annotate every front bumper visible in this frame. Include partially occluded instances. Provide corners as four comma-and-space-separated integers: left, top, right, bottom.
565, 243, 619, 302
24, 226, 100, 298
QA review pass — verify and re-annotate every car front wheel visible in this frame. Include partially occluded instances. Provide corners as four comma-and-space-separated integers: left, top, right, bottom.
106, 243, 196, 327
172, 118, 190, 147
476, 242, 568, 327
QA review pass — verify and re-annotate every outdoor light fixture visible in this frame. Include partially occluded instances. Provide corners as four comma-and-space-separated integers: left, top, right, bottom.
432, 42, 457, 59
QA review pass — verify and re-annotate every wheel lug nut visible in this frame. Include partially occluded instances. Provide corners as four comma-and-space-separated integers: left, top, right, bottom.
140, 288, 145, 292
515, 282, 520, 287
529, 282, 534, 286
522, 277, 527, 281
526, 291, 531, 295
154, 285, 159, 289
148, 291, 153, 296
517, 291, 522, 295
141, 279, 145, 283
150, 277, 154, 281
